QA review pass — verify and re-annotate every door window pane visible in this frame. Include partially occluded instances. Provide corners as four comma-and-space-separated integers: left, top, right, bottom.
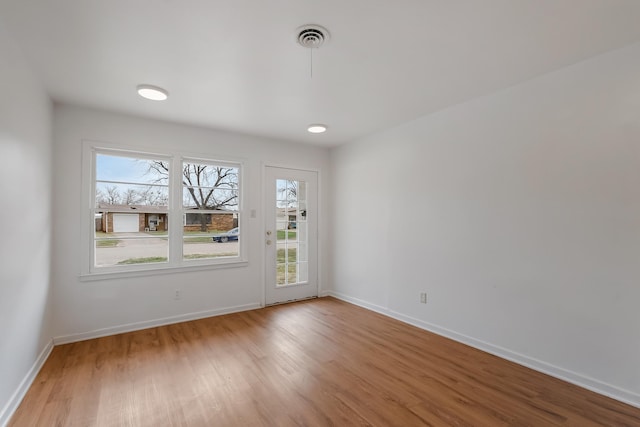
275, 179, 308, 286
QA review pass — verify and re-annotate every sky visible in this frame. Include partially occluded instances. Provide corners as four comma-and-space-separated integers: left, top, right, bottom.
96, 154, 165, 184
95, 153, 239, 209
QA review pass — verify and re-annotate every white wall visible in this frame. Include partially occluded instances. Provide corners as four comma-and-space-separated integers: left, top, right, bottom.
330, 42, 640, 406
0, 24, 53, 424
52, 105, 330, 341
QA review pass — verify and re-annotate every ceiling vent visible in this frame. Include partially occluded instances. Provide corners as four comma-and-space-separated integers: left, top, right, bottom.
296, 25, 330, 49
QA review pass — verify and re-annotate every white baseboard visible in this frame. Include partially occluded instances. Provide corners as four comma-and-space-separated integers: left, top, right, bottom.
53, 303, 262, 345
0, 340, 54, 427
327, 291, 640, 409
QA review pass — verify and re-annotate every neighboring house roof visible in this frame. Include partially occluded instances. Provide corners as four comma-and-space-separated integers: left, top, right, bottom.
97, 204, 167, 213
184, 207, 236, 214
97, 204, 236, 214
276, 207, 305, 215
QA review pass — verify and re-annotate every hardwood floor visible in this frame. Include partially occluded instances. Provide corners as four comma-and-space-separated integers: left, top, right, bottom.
9, 297, 640, 426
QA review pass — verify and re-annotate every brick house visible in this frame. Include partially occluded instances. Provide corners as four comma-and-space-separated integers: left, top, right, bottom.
183, 209, 236, 232
96, 204, 167, 233
96, 204, 236, 233
276, 207, 305, 230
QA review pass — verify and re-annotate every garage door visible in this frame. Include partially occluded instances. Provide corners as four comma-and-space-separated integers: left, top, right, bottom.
113, 214, 139, 232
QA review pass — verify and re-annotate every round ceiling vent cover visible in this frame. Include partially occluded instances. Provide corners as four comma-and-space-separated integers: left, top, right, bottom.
296, 25, 330, 49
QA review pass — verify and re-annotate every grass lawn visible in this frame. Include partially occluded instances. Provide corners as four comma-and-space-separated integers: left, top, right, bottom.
183, 235, 219, 243
277, 230, 297, 240
118, 256, 167, 264
96, 239, 120, 247
117, 252, 238, 264
96, 231, 230, 244
95, 232, 120, 247
276, 247, 298, 284
277, 247, 297, 263
182, 231, 226, 243
140, 230, 227, 243
184, 253, 237, 259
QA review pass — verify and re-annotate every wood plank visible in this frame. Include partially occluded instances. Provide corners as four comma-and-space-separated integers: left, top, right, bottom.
8, 297, 640, 426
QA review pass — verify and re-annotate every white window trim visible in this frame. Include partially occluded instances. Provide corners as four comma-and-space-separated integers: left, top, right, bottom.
80, 140, 247, 280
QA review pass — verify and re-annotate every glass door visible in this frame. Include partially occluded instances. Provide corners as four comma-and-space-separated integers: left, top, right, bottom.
264, 167, 318, 305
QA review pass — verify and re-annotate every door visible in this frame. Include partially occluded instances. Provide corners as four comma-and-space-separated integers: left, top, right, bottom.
113, 213, 139, 232
148, 214, 158, 231
265, 166, 318, 305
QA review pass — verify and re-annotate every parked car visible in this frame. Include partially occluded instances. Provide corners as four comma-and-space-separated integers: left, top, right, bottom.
212, 227, 239, 243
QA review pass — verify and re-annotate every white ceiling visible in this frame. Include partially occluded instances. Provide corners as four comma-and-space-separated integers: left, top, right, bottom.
2, 0, 640, 146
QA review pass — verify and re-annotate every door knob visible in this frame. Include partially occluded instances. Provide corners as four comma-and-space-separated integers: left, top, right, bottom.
266, 230, 272, 236
266, 239, 272, 245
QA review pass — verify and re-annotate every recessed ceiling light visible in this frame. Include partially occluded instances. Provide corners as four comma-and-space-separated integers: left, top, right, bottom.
137, 84, 168, 101
307, 124, 328, 133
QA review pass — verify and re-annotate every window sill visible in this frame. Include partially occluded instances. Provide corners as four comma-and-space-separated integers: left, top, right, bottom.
80, 260, 249, 282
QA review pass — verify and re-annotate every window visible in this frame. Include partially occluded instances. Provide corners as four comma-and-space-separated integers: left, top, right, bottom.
84, 144, 244, 277
181, 160, 240, 261
94, 152, 169, 267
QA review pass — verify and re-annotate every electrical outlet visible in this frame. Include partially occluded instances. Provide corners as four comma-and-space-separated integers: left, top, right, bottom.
174, 289, 181, 300
420, 292, 427, 304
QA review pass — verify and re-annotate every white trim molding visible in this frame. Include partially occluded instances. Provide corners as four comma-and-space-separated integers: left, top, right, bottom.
327, 291, 640, 409
81, 140, 248, 279
53, 302, 262, 345
0, 340, 54, 427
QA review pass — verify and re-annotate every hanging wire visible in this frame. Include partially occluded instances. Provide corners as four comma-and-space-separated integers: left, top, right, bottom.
297, 25, 329, 79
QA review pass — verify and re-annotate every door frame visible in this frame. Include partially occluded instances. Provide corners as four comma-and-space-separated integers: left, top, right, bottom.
261, 163, 322, 306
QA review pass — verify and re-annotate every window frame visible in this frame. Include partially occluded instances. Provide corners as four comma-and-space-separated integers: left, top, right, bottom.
80, 141, 247, 281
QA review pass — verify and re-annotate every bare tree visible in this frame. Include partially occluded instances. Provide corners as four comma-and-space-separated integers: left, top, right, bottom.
278, 180, 298, 206
123, 188, 140, 205
137, 187, 168, 206
277, 180, 305, 229
147, 161, 238, 231
96, 185, 122, 205
96, 186, 168, 207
